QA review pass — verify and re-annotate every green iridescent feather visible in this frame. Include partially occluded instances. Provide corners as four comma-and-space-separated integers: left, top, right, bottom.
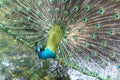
0, 0, 120, 80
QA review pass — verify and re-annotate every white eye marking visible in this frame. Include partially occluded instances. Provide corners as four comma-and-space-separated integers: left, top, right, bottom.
37, 48, 40, 52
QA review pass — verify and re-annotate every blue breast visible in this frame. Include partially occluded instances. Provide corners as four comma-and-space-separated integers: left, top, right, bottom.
37, 48, 56, 59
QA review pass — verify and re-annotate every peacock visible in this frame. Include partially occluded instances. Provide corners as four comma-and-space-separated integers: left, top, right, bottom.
0, 0, 120, 80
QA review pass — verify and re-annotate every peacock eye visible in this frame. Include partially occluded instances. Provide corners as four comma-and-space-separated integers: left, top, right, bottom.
37, 48, 40, 53
17, 7, 22, 13
95, 23, 101, 28
73, 6, 79, 12
55, 8, 60, 13
114, 13, 120, 20
37, 11, 40, 16
61, 0, 67, 3
38, 1, 43, 7
26, 7, 31, 13
50, 0, 55, 4
47, 9, 51, 13
64, 11, 69, 17
82, 17, 88, 23
84, 5, 91, 12
98, 8, 105, 15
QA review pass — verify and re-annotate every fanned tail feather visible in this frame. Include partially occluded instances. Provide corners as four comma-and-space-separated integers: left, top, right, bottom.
0, 0, 120, 79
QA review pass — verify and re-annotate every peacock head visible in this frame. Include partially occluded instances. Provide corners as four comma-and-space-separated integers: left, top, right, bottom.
34, 46, 43, 54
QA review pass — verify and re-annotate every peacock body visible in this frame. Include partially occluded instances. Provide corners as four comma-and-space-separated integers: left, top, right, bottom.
0, 0, 120, 80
